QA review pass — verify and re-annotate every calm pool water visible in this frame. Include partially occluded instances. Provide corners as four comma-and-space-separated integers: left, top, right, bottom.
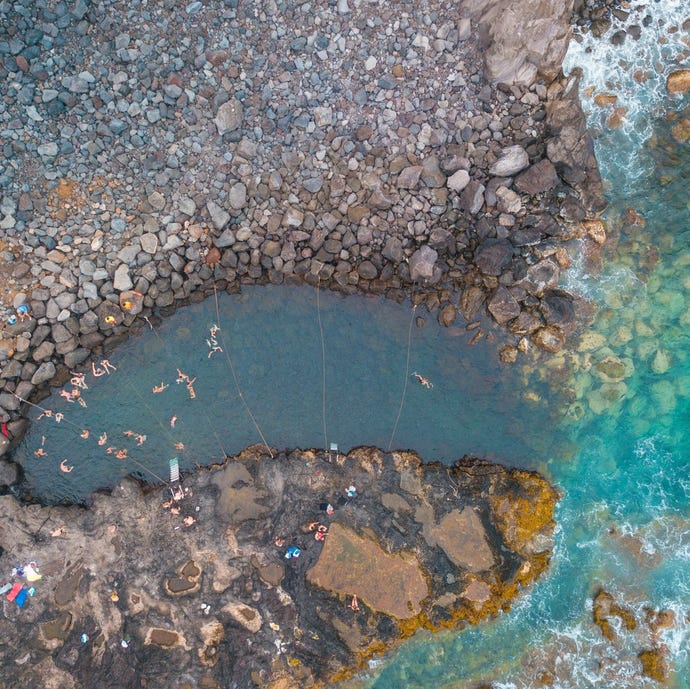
14, 284, 565, 503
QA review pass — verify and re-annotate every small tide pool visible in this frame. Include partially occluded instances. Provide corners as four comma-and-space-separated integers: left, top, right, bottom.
13, 284, 565, 504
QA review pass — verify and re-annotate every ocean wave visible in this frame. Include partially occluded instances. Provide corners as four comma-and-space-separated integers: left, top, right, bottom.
563, 0, 688, 194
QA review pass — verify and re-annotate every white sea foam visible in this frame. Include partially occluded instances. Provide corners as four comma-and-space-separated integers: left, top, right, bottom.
560, 238, 646, 306
563, 0, 689, 193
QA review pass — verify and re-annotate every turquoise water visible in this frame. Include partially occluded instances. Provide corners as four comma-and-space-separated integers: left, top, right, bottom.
349, 3, 690, 687
11, 1, 690, 686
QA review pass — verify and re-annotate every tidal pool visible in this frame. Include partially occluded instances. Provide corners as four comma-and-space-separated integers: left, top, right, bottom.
14, 284, 565, 504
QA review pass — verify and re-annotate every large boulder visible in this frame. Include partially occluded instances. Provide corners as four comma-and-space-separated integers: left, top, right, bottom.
489, 145, 529, 177
488, 286, 521, 324
408, 245, 440, 283
546, 73, 606, 214
462, 0, 574, 85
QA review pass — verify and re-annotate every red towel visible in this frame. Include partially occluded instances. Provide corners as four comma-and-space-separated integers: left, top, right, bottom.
6, 582, 22, 601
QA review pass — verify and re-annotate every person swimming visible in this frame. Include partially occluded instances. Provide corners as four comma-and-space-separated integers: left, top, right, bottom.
412, 372, 433, 389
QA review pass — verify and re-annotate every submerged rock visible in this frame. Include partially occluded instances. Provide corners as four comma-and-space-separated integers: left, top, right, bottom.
0, 447, 558, 688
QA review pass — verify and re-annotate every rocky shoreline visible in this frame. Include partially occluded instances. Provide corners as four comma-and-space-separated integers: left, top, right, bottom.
0, 0, 607, 455
0, 1, 604, 687
0, 446, 558, 688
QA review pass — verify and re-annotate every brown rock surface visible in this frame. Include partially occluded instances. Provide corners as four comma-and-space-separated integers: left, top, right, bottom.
0, 447, 558, 688
307, 522, 429, 619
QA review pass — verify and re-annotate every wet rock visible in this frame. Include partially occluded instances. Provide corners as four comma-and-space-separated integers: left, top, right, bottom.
666, 69, 690, 95
582, 218, 606, 245
488, 287, 521, 325
438, 303, 457, 327
532, 326, 566, 353
523, 259, 560, 296
475, 239, 513, 276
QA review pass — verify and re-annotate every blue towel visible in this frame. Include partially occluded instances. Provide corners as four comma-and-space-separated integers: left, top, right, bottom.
15, 588, 28, 608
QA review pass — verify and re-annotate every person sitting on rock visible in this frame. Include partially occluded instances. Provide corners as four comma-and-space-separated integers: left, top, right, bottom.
16, 304, 30, 321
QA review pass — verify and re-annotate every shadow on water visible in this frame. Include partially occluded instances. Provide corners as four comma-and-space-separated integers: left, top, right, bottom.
13, 284, 567, 503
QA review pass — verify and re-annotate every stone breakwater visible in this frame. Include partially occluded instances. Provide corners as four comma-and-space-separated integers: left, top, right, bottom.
0, 0, 607, 460
0, 446, 559, 689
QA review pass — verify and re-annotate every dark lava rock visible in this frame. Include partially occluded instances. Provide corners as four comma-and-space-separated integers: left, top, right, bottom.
0, 447, 558, 688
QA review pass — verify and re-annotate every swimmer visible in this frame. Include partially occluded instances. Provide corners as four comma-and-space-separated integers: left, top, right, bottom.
60, 389, 76, 402
152, 382, 168, 394
92, 359, 116, 377
207, 346, 222, 358
315, 530, 327, 541
70, 372, 88, 390
115, 449, 128, 459
135, 434, 146, 445
54, 412, 64, 423
170, 415, 178, 428
174, 442, 184, 450
37, 409, 53, 420
412, 372, 433, 389
60, 460, 74, 473
80, 429, 90, 439
106, 447, 115, 454
98, 432, 108, 445
34, 448, 47, 457
123, 430, 135, 437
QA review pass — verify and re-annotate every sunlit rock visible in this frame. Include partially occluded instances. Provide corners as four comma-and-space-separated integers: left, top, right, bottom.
577, 331, 606, 352
582, 218, 606, 245
666, 69, 690, 94
588, 382, 628, 415
594, 355, 634, 383
650, 348, 671, 374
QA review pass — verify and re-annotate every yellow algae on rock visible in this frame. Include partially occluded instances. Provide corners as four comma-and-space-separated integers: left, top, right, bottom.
306, 522, 429, 619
